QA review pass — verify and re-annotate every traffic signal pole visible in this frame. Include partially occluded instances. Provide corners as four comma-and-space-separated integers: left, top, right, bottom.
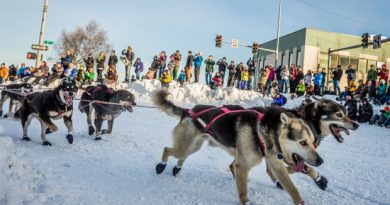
274, 0, 282, 67
36, 0, 49, 67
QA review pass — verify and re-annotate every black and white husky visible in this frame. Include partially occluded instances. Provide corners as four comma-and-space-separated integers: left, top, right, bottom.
15, 77, 78, 146
0, 83, 33, 118
153, 90, 323, 205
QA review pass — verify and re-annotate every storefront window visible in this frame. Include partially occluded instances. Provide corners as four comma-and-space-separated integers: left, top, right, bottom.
296, 50, 301, 67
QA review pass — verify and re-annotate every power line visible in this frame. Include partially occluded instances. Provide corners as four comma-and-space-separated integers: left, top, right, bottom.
294, 0, 390, 30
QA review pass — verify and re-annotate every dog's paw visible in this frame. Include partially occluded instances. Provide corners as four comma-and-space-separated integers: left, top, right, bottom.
156, 163, 167, 174
88, 126, 95, 135
101, 129, 111, 135
45, 128, 53, 134
66, 134, 73, 144
243, 201, 250, 205
276, 181, 283, 190
315, 175, 328, 191
95, 137, 102, 141
22, 137, 31, 141
172, 166, 182, 177
42, 141, 52, 146
3, 114, 9, 118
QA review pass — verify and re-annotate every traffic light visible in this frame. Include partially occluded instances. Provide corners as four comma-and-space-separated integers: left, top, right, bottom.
252, 42, 259, 54
373, 34, 382, 49
361, 33, 369, 48
215, 34, 222, 48
27, 52, 37, 59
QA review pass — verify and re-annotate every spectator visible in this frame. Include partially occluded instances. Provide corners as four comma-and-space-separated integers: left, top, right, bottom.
158, 51, 167, 79
45, 62, 64, 86
258, 66, 269, 94
275, 65, 282, 87
130, 75, 136, 83
82, 67, 95, 85
211, 72, 223, 89
347, 79, 357, 95
265, 65, 275, 95
122, 46, 135, 82
240, 67, 249, 90
204, 55, 215, 86
0, 63, 8, 84
160, 69, 172, 88
357, 98, 373, 123
178, 70, 186, 87
151, 56, 159, 79
133, 58, 144, 80
108, 50, 118, 67
184, 51, 194, 82
355, 80, 368, 99
296, 79, 306, 97
344, 93, 358, 121
369, 105, 390, 127
321, 67, 327, 94
378, 64, 389, 82
313, 70, 323, 95
8, 64, 17, 81
272, 93, 287, 106
227, 61, 236, 87
269, 80, 279, 98
345, 64, 356, 83
167, 61, 174, 76
193, 52, 203, 83
332, 65, 343, 95
280, 65, 289, 93
17, 65, 32, 79
104, 65, 118, 85
96, 51, 106, 82
234, 62, 244, 89
31, 61, 49, 84
377, 80, 390, 105
61, 50, 74, 70
64, 63, 78, 79
367, 64, 378, 86
289, 64, 298, 94
84, 52, 95, 78
217, 57, 228, 84
304, 70, 312, 89
247, 58, 256, 90
374, 79, 388, 104
170, 50, 182, 80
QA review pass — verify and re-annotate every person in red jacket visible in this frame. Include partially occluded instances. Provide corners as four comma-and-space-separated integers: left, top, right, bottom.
378, 64, 389, 82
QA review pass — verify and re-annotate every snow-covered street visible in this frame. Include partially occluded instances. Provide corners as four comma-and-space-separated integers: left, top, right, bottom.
0, 82, 389, 205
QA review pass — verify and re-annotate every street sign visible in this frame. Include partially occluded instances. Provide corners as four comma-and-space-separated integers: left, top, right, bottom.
231, 39, 239, 48
44, 40, 55, 45
31, 44, 48, 51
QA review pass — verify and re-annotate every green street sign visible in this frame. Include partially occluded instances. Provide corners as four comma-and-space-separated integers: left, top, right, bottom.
44, 40, 55, 45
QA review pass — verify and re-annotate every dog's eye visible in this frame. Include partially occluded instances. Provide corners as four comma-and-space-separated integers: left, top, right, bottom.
335, 112, 343, 118
300, 141, 308, 146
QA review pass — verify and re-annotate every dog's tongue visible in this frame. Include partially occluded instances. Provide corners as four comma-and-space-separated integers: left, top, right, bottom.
294, 158, 305, 172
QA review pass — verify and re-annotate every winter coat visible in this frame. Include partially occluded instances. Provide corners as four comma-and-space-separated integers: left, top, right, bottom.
108, 55, 118, 66
296, 71, 304, 81
34, 65, 49, 77
321, 71, 326, 85
194, 55, 203, 68
332, 68, 343, 81
281, 68, 289, 80
234, 66, 242, 80
313, 73, 323, 86
217, 60, 228, 73
213, 76, 222, 87
259, 69, 269, 85
344, 99, 358, 120
345, 67, 356, 81
125, 51, 135, 61
228, 64, 236, 75
160, 73, 172, 83
304, 74, 312, 85
358, 103, 373, 122
378, 67, 389, 82
159, 55, 167, 68
296, 83, 306, 93
273, 95, 287, 106
348, 81, 357, 93
290, 68, 298, 81
204, 59, 215, 73
83, 70, 95, 80
133, 61, 144, 72
185, 55, 194, 67
17, 66, 29, 77
241, 70, 249, 81
105, 68, 117, 81
61, 55, 74, 69
172, 54, 182, 66
275, 67, 282, 81
367, 68, 378, 81
178, 72, 186, 81
0, 66, 8, 79
84, 56, 94, 68
64, 67, 77, 79
377, 83, 388, 95
96, 56, 106, 69
268, 67, 275, 81
367, 85, 376, 99
247, 60, 256, 76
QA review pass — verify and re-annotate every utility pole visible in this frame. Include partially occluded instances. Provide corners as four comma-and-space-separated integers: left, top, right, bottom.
36, 0, 49, 67
275, 0, 282, 67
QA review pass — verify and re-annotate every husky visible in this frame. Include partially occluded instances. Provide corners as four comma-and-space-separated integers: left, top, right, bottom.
0, 83, 33, 118
262, 97, 360, 191
15, 77, 78, 146
153, 90, 323, 205
79, 85, 136, 140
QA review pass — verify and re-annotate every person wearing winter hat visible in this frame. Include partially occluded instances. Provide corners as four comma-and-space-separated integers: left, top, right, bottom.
378, 64, 389, 82
344, 93, 358, 121
357, 98, 373, 123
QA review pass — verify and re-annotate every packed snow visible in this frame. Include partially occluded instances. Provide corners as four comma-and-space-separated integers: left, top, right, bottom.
0, 81, 389, 205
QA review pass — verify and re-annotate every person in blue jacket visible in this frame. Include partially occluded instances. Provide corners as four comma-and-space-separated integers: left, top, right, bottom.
64, 63, 78, 79
272, 93, 287, 106
193, 52, 203, 83
313, 71, 323, 96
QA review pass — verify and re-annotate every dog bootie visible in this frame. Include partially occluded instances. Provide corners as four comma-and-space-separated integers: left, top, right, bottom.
22, 137, 31, 141
45, 128, 53, 134
0, 110, 2, 117
172, 165, 182, 176
95, 137, 102, 141
275, 181, 283, 190
3, 114, 9, 118
66, 134, 73, 144
101, 129, 111, 135
88, 126, 95, 135
156, 162, 167, 174
42, 141, 52, 146
314, 175, 328, 190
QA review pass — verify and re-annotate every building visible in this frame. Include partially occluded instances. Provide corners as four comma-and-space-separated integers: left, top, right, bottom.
254, 28, 390, 89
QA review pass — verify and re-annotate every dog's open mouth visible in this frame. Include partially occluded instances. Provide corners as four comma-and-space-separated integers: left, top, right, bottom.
292, 154, 305, 172
63, 93, 74, 105
125, 105, 133, 112
329, 124, 350, 143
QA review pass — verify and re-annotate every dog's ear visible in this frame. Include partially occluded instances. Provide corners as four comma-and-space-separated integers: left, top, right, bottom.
280, 113, 291, 126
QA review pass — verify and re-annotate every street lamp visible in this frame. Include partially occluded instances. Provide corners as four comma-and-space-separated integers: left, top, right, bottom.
36, 0, 49, 67
275, 0, 282, 67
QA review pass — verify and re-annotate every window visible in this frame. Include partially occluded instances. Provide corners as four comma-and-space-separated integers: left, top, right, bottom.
280, 54, 285, 66
296, 50, 301, 67
289, 52, 294, 66
340, 56, 349, 70
358, 59, 368, 74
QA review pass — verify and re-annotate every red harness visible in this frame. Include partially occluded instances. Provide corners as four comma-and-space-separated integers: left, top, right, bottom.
187, 106, 266, 156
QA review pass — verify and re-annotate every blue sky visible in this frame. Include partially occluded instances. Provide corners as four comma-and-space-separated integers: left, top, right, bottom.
0, 0, 389, 69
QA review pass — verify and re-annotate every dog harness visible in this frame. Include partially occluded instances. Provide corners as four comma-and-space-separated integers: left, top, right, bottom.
187, 106, 266, 156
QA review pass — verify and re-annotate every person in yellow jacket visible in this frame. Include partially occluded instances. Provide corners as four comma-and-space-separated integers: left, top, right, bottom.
347, 79, 357, 94
160, 69, 172, 88
240, 68, 249, 90
258, 66, 270, 94
0, 63, 9, 84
